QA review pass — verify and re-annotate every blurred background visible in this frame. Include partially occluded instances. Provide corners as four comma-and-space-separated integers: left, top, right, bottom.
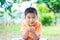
0, 0, 60, 40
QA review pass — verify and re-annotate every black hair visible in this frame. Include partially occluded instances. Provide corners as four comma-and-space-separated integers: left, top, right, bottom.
25, 7, 37, 16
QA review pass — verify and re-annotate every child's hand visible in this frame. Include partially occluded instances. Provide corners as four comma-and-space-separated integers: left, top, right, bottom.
25, 25, 35, 33
25, 26, 35, 32
29, 26, 35, 33
25, 26, 31, 32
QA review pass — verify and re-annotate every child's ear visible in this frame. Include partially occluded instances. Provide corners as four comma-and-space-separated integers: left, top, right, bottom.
24, 16, 26, 19
36, 16, 38, 20
36, 16, 38, 19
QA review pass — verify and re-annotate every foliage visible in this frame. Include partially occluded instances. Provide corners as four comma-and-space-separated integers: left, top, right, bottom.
37, 4, 57, 25
37, 0, 60, 12
0, 0, 5, 6
0, 0, 23, 19
0, 8, 5, 17
0, 11, 4, 17
0, 0, 58, 25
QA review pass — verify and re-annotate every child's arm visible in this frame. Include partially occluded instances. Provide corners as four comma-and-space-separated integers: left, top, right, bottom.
30, 22, 42, 40
22, 27, 31, 40
30, 27, 40, 40
22, 30, 29, 40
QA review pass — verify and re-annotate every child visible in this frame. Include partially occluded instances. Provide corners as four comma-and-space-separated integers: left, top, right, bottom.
21, 7, 42, 40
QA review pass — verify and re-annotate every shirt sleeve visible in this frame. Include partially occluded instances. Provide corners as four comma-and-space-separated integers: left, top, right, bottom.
21, 22, 26, 35
35, 22, 42, 36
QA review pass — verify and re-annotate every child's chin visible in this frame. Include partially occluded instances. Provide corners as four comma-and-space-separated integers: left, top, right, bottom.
29, 23, 34, 26
28, 22, 34, 26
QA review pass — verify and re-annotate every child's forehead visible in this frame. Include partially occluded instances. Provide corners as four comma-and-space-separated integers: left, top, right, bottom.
26, 13, 37, 16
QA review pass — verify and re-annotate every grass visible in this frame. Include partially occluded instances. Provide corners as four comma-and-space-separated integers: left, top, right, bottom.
42, 26, 60, 37
0, 23, 21, 32
0, 23, 60, 37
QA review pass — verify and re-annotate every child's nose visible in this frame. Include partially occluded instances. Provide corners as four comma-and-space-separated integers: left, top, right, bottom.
30, 19, 33, 21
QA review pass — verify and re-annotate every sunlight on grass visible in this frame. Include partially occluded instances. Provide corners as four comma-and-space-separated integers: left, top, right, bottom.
42, 26, 60, 37
0, 23, 60, 37
0, 23, 21, 32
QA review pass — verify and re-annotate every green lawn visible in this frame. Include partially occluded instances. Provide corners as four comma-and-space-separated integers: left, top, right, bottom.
42, 26, 60, 37
0, 23, 60, 37
0, 24, 21, 32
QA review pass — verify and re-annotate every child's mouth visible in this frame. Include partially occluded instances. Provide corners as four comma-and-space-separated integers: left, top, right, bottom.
30, 21, 34, 24
28, 22, 34, 26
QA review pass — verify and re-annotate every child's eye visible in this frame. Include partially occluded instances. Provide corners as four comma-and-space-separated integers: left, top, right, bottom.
28, 17, 30, 19
32, 17, 35, 18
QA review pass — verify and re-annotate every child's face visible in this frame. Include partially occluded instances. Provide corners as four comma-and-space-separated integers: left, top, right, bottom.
25, 13, 38, 25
